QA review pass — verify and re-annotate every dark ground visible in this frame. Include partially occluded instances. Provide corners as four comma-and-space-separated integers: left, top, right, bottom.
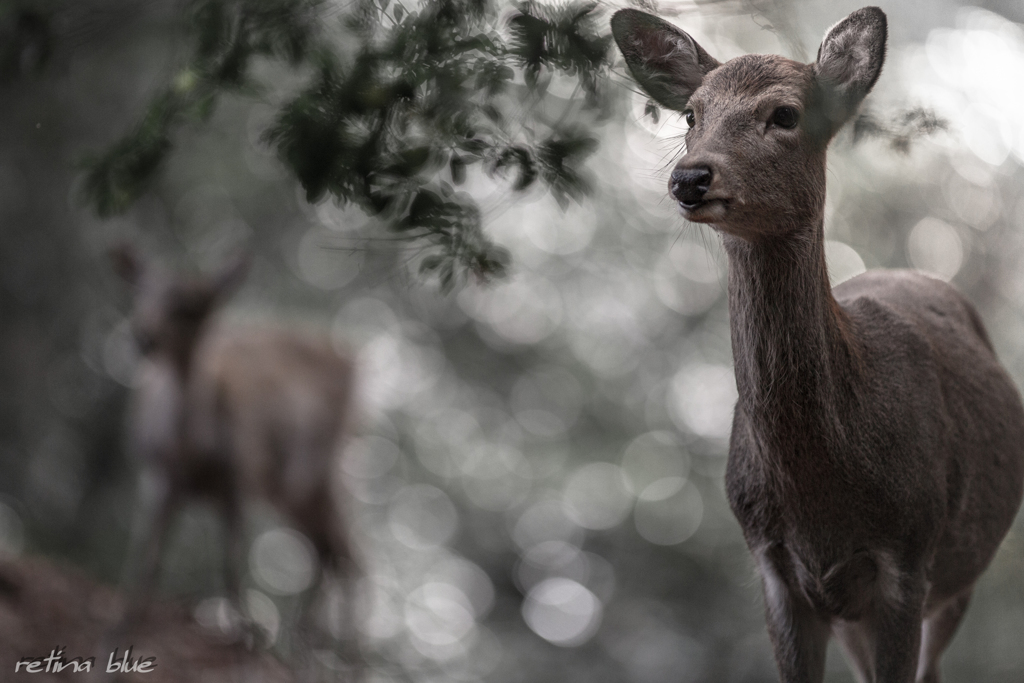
0, 555, 296, 682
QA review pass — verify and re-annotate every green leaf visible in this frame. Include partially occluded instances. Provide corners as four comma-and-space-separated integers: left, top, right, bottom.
80, 0, 618, 289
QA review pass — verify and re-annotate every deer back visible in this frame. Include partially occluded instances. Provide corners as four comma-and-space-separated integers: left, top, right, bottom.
188, 325, 355, 502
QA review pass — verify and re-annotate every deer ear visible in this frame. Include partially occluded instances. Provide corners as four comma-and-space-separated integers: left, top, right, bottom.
109, 242, 143, 285
611, 9, 719, 112
813, 7, 887, 133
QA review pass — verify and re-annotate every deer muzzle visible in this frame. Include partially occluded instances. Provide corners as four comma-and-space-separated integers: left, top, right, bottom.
670, 166, 713, 209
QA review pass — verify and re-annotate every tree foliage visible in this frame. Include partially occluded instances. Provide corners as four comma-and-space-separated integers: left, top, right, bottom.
80, 0, 614, 290
852, 107, 949, 154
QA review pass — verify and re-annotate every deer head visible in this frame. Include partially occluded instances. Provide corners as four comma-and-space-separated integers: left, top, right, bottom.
109, 244, 249, 371
611, 7, 886, 240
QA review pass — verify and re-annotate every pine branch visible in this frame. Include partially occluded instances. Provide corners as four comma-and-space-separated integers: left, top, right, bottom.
79, 0, 614, 290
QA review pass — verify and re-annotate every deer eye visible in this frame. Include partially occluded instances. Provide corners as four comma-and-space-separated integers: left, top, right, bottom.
770, 106, 799, 129
684, 109, 695, 127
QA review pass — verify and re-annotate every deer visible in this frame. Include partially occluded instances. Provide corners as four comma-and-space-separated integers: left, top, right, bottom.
612, 7, 1024, 683
108, 244, 360, 657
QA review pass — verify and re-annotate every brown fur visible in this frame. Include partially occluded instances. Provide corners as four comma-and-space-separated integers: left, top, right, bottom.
613, 7, 1024, 682
111, 246, 358, 647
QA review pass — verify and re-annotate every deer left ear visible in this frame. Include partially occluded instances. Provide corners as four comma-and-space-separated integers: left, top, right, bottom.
813, 6, 887, 135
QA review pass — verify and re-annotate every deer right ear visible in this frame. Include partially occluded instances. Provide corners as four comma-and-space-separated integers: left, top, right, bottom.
611, 9, 719, 112
109, 243, 142, 285
813, 7, 887, 134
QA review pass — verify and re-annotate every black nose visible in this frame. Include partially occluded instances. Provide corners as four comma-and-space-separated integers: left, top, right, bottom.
670, 167, 712, 207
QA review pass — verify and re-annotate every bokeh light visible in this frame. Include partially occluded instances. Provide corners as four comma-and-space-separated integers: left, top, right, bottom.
404, 582, 476, 652
621, 431, 690, 494
634, 478, 703, 546
907, 217, 965, 281
562, 462, 633, 530
388, 484, 460, 549
246, 589, 282, 644
522, 577, 603, 647
512, 498, 584, 551
668, 364, 737, 440
825, 240, 867, 286
250, 528, 318, 595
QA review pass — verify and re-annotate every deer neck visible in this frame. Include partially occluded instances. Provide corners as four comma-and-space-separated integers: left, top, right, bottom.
147, 326, 214, 454
723, 221, 856, 452
168, 322, 214, 385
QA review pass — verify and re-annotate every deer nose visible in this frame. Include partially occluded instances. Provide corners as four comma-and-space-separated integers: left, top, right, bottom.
670, 166, 713, 207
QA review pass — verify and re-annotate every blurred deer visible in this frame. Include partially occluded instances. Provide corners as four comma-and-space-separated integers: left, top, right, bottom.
613, 7, 1024, 683
109, 245, 359, 652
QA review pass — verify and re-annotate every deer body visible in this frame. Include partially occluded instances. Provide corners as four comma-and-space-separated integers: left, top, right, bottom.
613, 7, 1024, 683
112, 248, 357, 645
131, 326, 355, 555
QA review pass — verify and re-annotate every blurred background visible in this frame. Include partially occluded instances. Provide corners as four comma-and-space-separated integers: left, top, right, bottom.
2, 0, 1024, 681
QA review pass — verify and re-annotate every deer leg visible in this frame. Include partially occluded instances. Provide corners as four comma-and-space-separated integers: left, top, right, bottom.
760, 566, 831, 683
97, 474, 178, 683
120, 475, 178, 628
331, 556, 360, 643
300, 490, 357, 628
871, 591, 926, 683
317, 546, 360, 657
90, 481, 174, 683
220, 489, 244, 608
219, 486, 261, 646
915, 589, 972, 683
291, 486, 362, 681
832, 619, 875, 683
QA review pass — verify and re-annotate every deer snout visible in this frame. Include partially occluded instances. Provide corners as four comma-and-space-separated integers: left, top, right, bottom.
670, 166, 713, 208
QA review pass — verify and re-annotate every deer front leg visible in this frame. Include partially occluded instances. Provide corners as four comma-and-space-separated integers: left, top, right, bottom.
105, 471, 178, 647
872, 588, 926, 683
834, 572, 927, 683
219, 485, 264, 647
832, 618, 874, 683
220, 486, 244, 610
916, 589, 972, 683
759, 560, 830, 683
122, 473, 178, 620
